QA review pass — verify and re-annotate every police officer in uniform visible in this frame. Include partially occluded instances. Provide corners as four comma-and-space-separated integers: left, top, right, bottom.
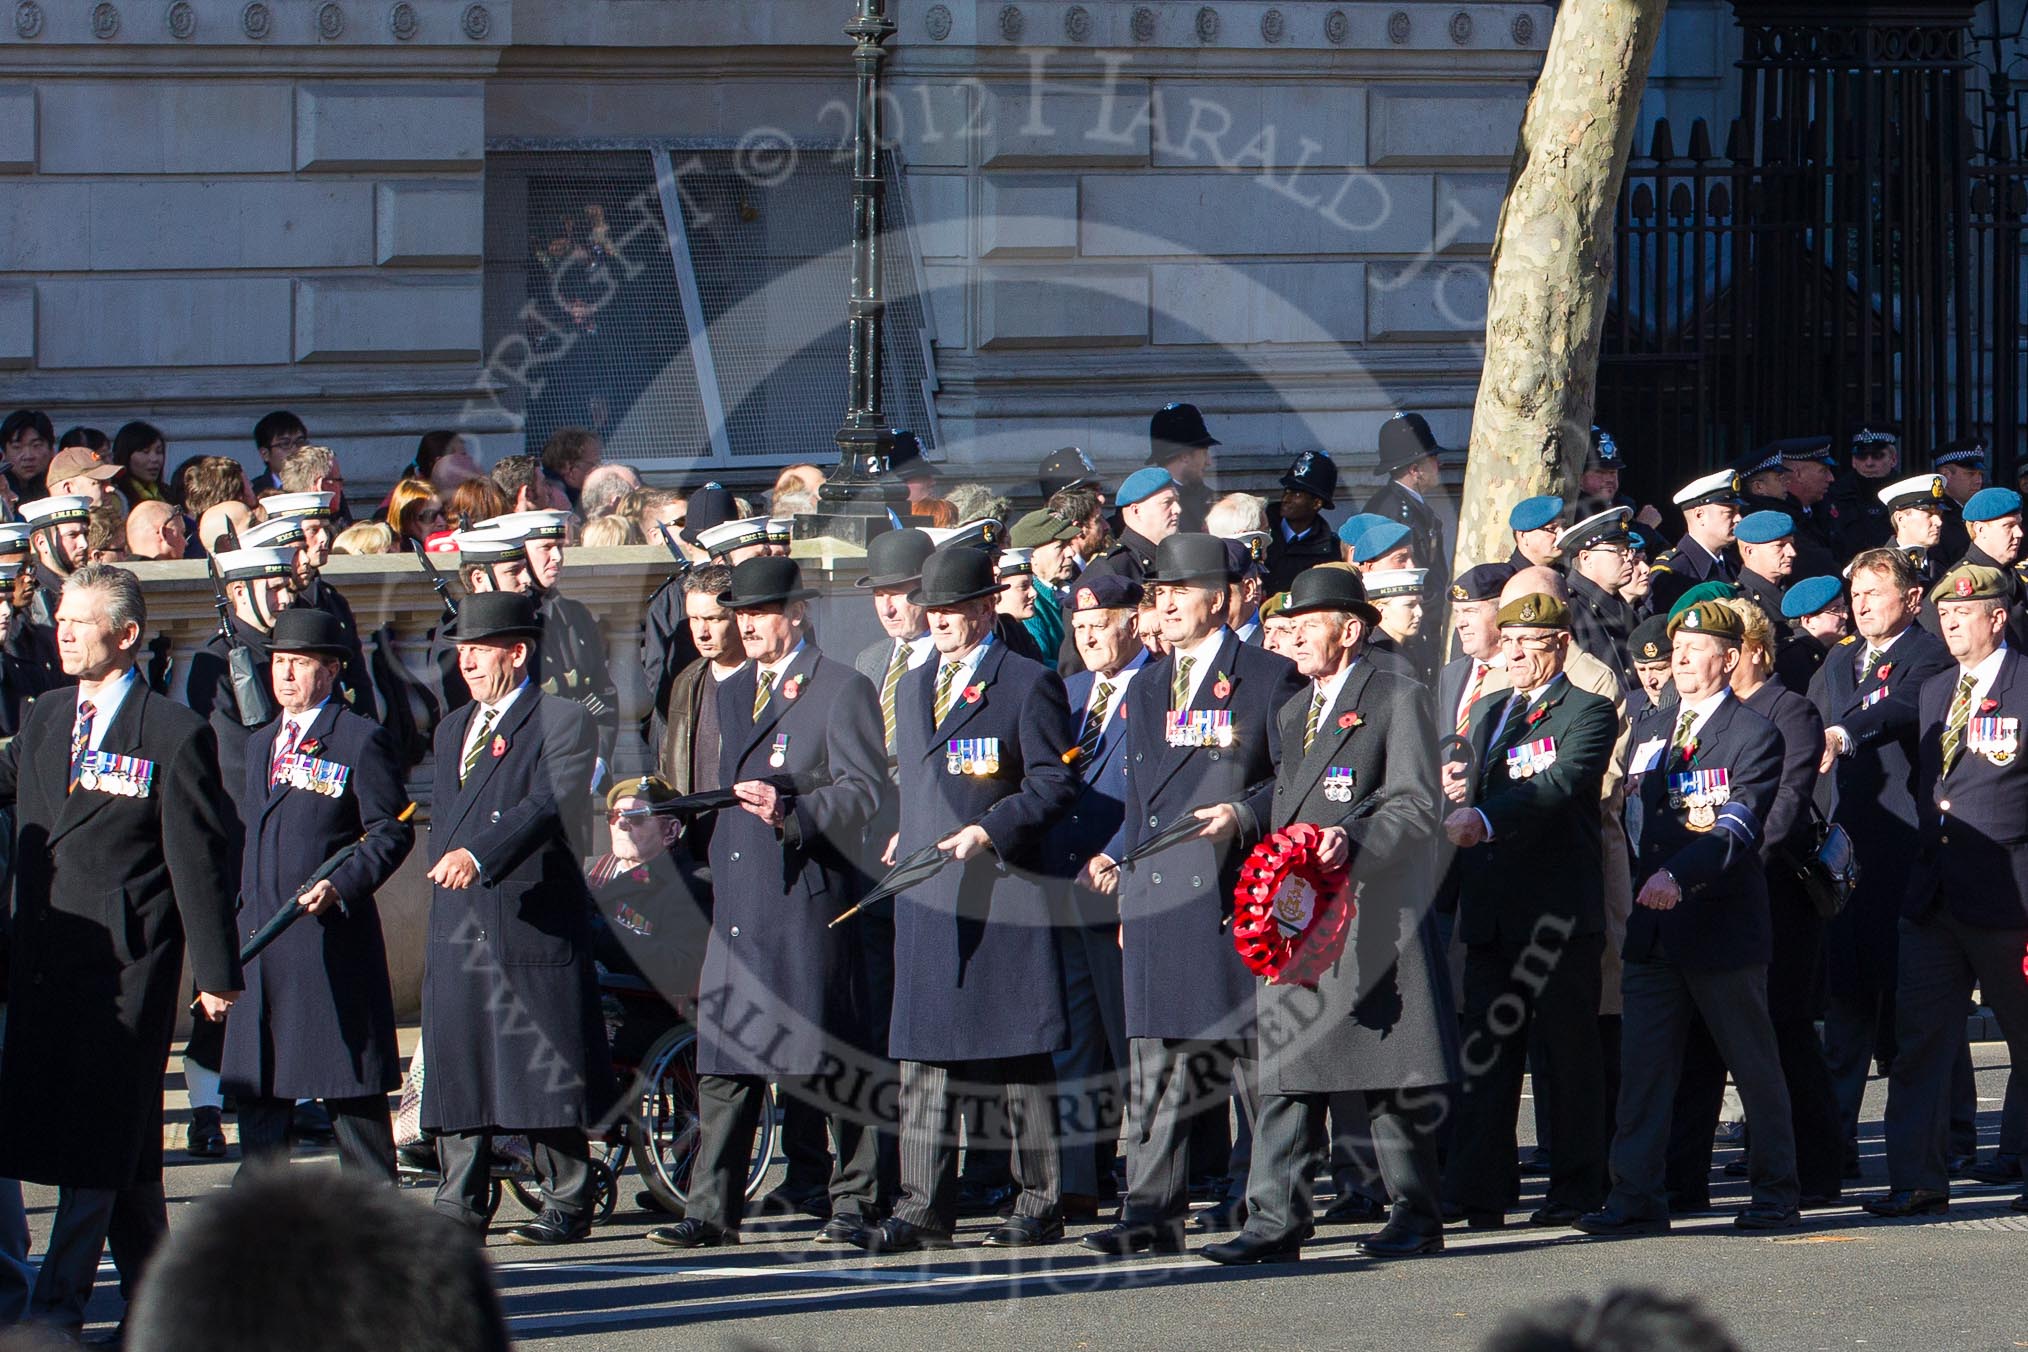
1733, 510, 1799, 625
1362, 413, 1451, 600
1148, 403, 1220, 534
1558, 507, 1639, 692
263, 490, 376, 719
1777, 437, 1842, 577
1265, 450, 1341, 595
221, 608, 414, 1179
1832, 425, 1901, 558
1865, 564, 2028, 1217
1932, 439, 1988, 566
1039, 445, 1104, 503
1734, 445, 1795, 531
1648, 470, 1742, 613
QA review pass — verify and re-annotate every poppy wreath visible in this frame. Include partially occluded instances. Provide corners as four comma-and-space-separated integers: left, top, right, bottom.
1231, 822, 1357, 987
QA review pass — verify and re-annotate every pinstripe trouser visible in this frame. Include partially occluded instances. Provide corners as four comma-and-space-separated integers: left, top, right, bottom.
892, 1055, 1062, 1234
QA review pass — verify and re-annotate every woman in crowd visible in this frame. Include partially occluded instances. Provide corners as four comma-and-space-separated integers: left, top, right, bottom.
387, 477, 445, 551
111, 421, 171, 505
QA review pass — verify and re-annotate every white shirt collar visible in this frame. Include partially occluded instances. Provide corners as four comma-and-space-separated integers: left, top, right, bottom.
937, 631, 995, 688
1312, 658, 1360, 713
897, 633, 935, 667
1085, 649, 1147, 707
1676, 686, 1731, 740
758, 639, 806, 684
478, 679, 528, 721
278, 698, 331, 745
1959, 644, 2008, 703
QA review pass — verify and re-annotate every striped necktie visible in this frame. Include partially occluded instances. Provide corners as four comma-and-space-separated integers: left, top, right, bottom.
1456, 661, 1488, 734
68, 701, 95, 794
1077, 681, 1114, 769
1941, 672, 1978, 775
460, 707, 497, 785
933, 660, 963, 725
880, 642, 910, 753
753, 668, 778, 722
1302, 685, 1328, 753
270, 719, 302, 788
1858, 646, 1881, 683
1172, 655, 1196, 708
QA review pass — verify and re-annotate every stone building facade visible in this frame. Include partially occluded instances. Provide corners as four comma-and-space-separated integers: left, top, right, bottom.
1, 0, 1556, 502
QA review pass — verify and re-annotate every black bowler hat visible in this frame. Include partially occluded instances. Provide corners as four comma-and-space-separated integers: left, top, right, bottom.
679, 485, 736, 545
1040, 445, 1101, 499
1148, 402, 1220, 465
1279, 565, 1381, 625
267, 607, 352, 658
717, 556, 818, 610
856, 527, 935, 590
445, 592, 542, 643
907, 547, 1005, 608
1376, 412, 1450, 474
1146, 532, 1233, 586
885, 430, 938, 484
1279, 449, 1338, 509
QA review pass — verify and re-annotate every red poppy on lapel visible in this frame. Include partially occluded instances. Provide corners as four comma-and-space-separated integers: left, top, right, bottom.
491, 735, 507, 758
962, 683, 984, 705
1525, 704, 1551, 728
1337, 711, 1361, 730
1679, 739, 1698, 764
1212, 671, 1232, 700
782, 676, 803, 701
1876, 663, 1893, 682
1980, 698, 2000, 715
298, 738, 322, 758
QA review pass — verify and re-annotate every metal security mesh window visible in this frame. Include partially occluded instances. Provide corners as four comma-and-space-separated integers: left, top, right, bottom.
482, 145, 938, 476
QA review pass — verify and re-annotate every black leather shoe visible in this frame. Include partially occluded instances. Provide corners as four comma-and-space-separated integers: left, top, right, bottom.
1573, 1210, 1669, 1237
1949, 1153, 1977, 1177
647, 1218, 737, 1248
1528, 1203, 1585, 1228
848, 1217, 953, 1254
2009, 1192, 2028, 1213
1733, 1205, 1802, 1231
289, 1100, 336, 1143
1971, 1155, 2022, 1185
814, 1215, 870, 1244
754, 1185, 832, 1221
396, 1139, 439, 1174
1355, 1224, 1442, 1258
983, 1215, 1064, 1247
1200, 1230, 1301, 1265
1192, 1198, 1246, 1231
1082, 1221, 1185, 1255
1517, 1150, 1551, 1176
1320, 1193, 1387, 1224
1723, 1158, 1749, 1178
1457, 1209, 1506, 1231
1860, 1189, 1948, 1218
507, 1207, 591, 1245
186, 1106, 227, 1159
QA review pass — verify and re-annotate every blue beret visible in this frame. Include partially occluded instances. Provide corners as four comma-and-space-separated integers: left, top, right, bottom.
1780, 575, 1844, 620
1735, 510, 1796, 544
1509, 495, 1564, 533
1627, 529, 1647, 554
1963, 486, 2023, 523
1336, 512, 1388, 547
1351, 520, 1412, 563
1067, 573, 1144, 612
1116, 466, 1176, 508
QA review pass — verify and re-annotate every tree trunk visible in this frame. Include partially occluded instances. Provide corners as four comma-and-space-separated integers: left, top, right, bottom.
1452, 0, 1671, 575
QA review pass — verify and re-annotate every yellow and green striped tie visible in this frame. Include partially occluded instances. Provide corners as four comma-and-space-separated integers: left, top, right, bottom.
1941, 672, 1977, 775
881, 642, 909, 752
933, 661, 962, 724
753, 668, 778, 721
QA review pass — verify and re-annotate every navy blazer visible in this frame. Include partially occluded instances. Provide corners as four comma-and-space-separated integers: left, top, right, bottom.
221, 701, 414, 1102
1907, 650, 2028, 929
697, 644, 885, 1077
1043, 660, 1140, 926
887, 639, 1078, 1062
1808, 623, 1952, 993
1622, 692, 1783, 969
1118, 630, 1304, 1041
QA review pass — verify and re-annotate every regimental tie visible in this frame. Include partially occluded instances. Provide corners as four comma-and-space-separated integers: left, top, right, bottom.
460, 707, 497, 785
270, 719, 302, 788
1671, 707, 1697, 753
933, 660, 963, 725
1456, 660, 1488, 735
752, 668, 779, 722
1302, 685, 1328, 753
880, 642, 909, 753
1858, 646, 1881, 683
1480, 692, 1529, 788
1077, 680, 1113, 769
1173, 655, 1196, 708
1941, 671, 1978, 775
68, 700, 95, 794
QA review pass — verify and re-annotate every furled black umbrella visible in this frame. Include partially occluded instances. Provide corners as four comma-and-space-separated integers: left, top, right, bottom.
1105, 779, 1276, 875
618, 772, 831, 820
828, 841, 955, 928
237, 804, 419, 966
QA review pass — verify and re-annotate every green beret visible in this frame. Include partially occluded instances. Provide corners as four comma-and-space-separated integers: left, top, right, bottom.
1668, 600, 1744, 643
1496, 592, 1571, 630
1932, 563, 2010, 604
1667, 580, 1742, 620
